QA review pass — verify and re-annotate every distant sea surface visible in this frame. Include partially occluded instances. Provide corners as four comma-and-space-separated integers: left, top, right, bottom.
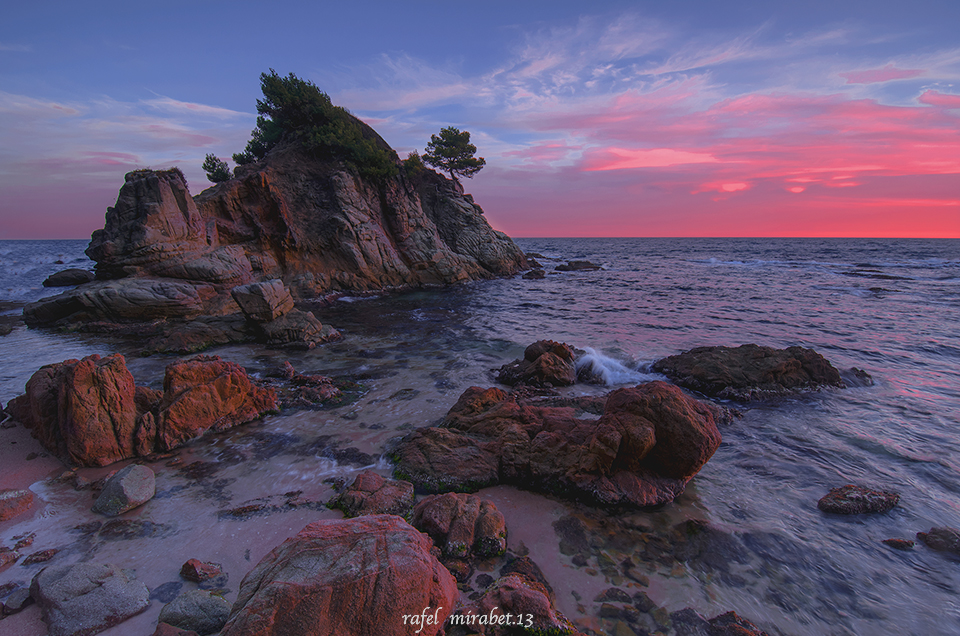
2, 237, 959, 635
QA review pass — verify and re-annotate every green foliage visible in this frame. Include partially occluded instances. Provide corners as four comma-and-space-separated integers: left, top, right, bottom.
402, 150, 427, 178
422, 126, 486, 182
202, 153, 232, 183
234, 70, 398, 181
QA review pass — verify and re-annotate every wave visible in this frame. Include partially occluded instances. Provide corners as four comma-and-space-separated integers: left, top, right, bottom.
574, 347, 659, 386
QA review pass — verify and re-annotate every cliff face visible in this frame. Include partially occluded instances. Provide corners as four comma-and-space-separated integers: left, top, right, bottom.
24, 142, 528, 350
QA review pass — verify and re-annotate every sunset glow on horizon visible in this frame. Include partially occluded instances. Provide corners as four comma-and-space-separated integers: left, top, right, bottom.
1, 1, 958, 239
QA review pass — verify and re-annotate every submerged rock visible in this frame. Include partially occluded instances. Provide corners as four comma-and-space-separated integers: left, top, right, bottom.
917, 527, 960, 555
393, 381, 722, 508
0, 489, 33, 522
652, 343, 846, 401
221, 515, 457, 636
556, 260, 602, 271
6, 353, 277, 466
817, 485, 899, 515
92, 464, 156, 516
30, 562, 150, 636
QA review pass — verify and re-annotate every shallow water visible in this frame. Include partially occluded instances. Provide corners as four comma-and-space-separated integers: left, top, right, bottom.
1, 238, 959, 635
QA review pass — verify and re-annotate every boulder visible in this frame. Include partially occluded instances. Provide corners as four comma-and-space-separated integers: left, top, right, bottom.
496, 340, 577, 388
817, 485, 899, 514
522, 269, 545, 280
6, 353, 141, 466
652, 344, 845, 401
158, 590, 231, 636
259, 309, 338, 347
393, 381, 721, 508
412, 493, 507, 559
230, 279, 295, 322
30, 562, 150, 636
43, 269, 95, 287
151, 624, 200, 636
330, 470, 415, 518
220, 515, 457, 636
0, 488, 33, 522
92, 464, 156, 516
6, 353, 277, 466
153, 355, 278, 452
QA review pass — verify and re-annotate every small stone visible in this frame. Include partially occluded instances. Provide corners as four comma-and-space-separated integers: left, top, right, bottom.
882, 538, 915, 550
0, 551, 20, 570
179, 559, 223, 583
92, 464, 156, 516
0, 489, 33, 522
633, 591, 657, 613
595, 587, 632, 603
818, 485, 899, 514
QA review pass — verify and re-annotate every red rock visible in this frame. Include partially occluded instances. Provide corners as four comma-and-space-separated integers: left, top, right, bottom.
450, 573, 584, 635
179, 559, 224, 583
21, 548, 58, 566
330, 470, 414, 518
412, 493, 507, 559
6, 353, 277, 466
155, 355, 277, 451
0, 489, 33, 522
496, 340, 576, 388
220, 515, 457, 636
393, 381, 721, 508
6, 354, 139, 466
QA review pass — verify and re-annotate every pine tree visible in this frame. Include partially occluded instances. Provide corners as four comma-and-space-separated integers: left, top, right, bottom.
422, 127, 486, 182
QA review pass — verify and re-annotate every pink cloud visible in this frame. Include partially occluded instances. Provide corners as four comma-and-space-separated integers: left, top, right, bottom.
919, 90, 960, 108
584, 147, 719, 171
840, 63, 924, 84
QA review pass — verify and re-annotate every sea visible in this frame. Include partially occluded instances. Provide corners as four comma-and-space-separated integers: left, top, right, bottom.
1, 237, 959, 636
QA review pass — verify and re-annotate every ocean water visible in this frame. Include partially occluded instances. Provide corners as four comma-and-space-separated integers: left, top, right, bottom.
1, 237, 959, 636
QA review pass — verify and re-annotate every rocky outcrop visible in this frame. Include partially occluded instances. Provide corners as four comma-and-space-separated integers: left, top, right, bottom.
24, 139, 527, 351
393, 381, 722, 508
6, 353, 277, 466
652, 344, 846, 401
30, 562, 150, 636
220, 516, 457, 636
917, 527, 960, 555
817, 485, 899, 514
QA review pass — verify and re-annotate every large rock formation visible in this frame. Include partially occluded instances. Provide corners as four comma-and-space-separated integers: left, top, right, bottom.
221, 515, 457, 636
392, 381, 722, 508
5, 353, 277, 466
24, 138, 527, 351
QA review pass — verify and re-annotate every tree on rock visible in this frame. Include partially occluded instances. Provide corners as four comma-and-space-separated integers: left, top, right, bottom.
202, 154, 232, 183
423, 127, 485, 182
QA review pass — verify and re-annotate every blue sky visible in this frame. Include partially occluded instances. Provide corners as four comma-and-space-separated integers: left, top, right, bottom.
2, 0, 958, 238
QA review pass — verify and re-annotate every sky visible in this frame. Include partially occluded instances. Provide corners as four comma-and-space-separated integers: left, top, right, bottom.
1, 0, 958, 239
